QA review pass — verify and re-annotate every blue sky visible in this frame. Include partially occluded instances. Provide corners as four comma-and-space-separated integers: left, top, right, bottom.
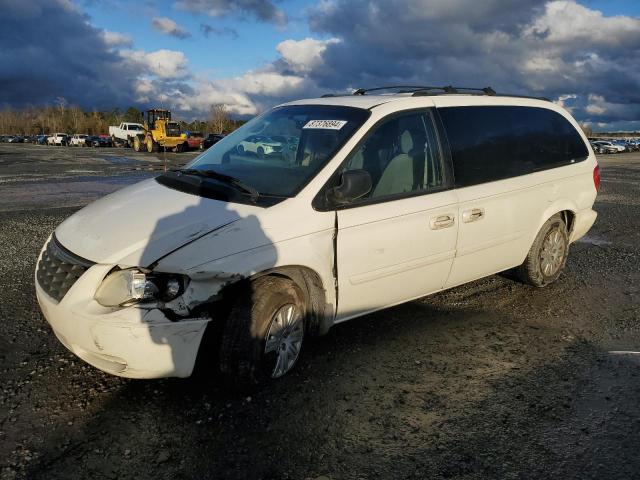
583, 0, 640, 16
82, 0, 319, 78
1, 0, 639, 130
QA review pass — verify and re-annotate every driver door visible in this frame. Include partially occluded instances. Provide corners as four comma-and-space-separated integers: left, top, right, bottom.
334, 110, 459, 321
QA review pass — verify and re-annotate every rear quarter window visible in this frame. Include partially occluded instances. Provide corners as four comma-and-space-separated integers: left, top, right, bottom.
438, 106, 589, 188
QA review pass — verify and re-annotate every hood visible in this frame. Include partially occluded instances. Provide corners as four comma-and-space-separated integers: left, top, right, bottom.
55, 178, 264, 267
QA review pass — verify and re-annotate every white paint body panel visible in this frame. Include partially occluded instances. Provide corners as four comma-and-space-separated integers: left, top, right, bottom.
336, 190, 458, 321
36, 93, 598, 378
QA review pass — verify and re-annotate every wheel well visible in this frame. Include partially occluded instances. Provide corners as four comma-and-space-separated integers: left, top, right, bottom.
252, 267, 328, 337
212, 266, 329, 338
559, 210, 575, 234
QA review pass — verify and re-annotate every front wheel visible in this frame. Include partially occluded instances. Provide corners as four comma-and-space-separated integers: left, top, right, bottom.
516, 214, 569, 287
219, 276, 305, 389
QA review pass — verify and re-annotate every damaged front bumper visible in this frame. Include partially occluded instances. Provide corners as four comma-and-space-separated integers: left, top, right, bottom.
35, 264, 210, 379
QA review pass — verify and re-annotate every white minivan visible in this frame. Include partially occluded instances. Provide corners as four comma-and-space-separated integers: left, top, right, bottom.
35, 87, 599, 386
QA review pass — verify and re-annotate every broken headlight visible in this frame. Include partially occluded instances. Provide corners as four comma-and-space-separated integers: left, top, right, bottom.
94, 269, 188, 307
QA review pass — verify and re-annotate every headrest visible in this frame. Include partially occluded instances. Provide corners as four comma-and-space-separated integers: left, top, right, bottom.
400, 130, 413, 154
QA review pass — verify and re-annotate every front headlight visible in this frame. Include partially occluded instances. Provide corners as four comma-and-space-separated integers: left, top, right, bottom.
94, 269, 188, 307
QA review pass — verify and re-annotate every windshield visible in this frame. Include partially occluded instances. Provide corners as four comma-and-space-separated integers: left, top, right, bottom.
184, 105, 370, 197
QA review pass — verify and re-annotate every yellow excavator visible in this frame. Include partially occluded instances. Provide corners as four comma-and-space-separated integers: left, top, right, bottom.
133, 109, 189, 153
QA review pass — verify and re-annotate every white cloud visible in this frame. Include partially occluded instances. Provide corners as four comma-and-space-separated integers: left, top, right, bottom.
101, 30, 133, 48
120, 49, 190, 80
525, 1, 640, 47
276, 37, 341, 74
151, 17, 191, 39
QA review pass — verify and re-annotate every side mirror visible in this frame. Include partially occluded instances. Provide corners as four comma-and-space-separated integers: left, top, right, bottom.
326, 169, 372, 206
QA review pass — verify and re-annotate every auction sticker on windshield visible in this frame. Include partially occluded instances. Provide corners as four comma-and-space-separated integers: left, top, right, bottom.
303, 120, 348, 130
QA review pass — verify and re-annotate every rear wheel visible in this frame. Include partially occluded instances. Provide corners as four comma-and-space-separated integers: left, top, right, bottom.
257, 146, 265, 158
133, 136, 143, 152
219, 276, 306, 389
516, 214, 569, 287
237, 144, 244, 154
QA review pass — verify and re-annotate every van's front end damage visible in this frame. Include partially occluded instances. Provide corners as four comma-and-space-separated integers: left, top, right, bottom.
35, 241, 216, 379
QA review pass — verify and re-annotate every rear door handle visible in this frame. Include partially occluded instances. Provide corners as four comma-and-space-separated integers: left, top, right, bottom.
462, 208, 485, 223
430, 214, 455, 230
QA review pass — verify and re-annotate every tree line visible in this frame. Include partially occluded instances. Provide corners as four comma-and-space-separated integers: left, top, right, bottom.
0, 100, 241, 136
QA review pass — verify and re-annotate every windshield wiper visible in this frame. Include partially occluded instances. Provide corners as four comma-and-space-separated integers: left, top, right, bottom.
175, 168, 260, 201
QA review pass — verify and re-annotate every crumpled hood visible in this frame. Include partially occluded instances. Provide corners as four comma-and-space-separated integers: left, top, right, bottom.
55, 178, 264, 266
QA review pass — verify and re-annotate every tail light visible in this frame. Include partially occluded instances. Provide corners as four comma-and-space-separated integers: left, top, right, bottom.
593, 164, 601, 192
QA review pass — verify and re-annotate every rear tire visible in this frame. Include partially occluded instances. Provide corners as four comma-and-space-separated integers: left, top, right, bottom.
219, 276, 306, 389
516, 214, 569, 287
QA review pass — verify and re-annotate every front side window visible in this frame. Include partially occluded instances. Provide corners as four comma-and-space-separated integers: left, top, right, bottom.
341, 110, 444, 200
184, 105, 370, 197
439, 106, 589, 188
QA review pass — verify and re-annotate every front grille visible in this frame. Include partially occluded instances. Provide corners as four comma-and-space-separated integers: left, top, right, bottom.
36, 235, 95, 302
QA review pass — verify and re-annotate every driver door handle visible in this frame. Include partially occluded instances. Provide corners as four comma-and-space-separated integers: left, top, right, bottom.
430, 214, 455, 230
462, 208, 485, 223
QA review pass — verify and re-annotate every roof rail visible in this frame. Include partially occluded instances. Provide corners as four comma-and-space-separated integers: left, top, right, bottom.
347, 85, 550, 102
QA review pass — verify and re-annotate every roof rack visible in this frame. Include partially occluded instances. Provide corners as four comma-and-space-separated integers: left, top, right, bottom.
343, 85, 549, 102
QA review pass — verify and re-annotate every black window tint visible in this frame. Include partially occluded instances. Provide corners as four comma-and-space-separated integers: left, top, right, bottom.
343, 111, 444, 200
439, 106, 589, 188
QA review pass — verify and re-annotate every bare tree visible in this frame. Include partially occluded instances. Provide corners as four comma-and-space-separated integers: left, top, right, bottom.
580, 123, 593, 138
209, 104, 231, 134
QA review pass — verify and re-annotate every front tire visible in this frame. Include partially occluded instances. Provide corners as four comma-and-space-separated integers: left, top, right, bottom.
516, 214, 569, 287
219, 276, 305, 389
146, 137, 159, 153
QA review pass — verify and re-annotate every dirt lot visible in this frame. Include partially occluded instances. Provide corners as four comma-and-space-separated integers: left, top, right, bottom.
1, 144, 639, 480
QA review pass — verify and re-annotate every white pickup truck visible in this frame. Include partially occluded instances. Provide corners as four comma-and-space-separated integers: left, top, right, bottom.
108, 122, 145, 145
47, 133, 68, 146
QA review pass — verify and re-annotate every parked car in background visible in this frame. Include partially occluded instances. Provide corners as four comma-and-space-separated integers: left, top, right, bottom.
47, 133, 69, 146
236, 135, 283, 157
34, 135, 48, 145
611, 140, 629, 152
201, 133, 225, 150
592, 140, 624, 154
6, 136, 20, 143
627, 140, 640, 151
184, 131, 204, 150
84, 135, 99, 147
109, 122, 145, 146
69, 134, 89, 147
97, 135, 113, 147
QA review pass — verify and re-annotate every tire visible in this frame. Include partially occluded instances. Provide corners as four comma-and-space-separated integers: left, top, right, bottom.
219, 276, 306, 389
257, 146, 265, 158
237, 144, 244, 154
515, 214, 569, 287
133, 136, 143, 152
146, 137, 159, 153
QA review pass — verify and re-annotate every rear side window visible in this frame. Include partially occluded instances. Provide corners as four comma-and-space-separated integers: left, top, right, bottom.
439, 106, 589, 188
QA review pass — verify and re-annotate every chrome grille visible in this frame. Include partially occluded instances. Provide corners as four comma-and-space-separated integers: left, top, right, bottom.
36, 235, 94, 302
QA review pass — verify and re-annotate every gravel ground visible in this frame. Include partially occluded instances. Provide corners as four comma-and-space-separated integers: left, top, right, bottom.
0, 144, 639, 480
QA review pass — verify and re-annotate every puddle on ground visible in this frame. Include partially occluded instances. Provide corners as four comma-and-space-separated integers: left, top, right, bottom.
577, 234, 612, 246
